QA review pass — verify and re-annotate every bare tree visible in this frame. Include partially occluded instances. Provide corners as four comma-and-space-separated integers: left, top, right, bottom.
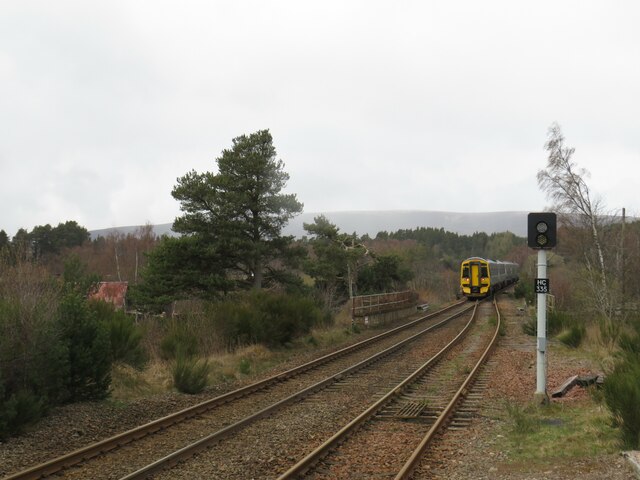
538, 123, 607, 281
537, 123, 615, 319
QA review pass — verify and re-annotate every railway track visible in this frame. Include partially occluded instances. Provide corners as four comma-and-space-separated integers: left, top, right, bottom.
279, 297, 502, 479
4, 300, 473, 480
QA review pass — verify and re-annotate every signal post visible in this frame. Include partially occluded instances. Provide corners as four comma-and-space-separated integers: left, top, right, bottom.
527, 212, 557, 404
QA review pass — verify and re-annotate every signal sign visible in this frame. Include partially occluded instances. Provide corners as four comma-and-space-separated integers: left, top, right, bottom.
528, 212, 557, 249
535, 278, 549, 294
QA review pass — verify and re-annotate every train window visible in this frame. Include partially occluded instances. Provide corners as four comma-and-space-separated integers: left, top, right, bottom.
481, 266, 489, 277
462, 266, 469, 277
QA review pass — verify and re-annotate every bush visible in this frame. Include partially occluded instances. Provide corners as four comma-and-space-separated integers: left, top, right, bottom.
0, 262, 69, 438
522, 309, 578, 338
514, 280, 533, 303
505, 401, 539, 435
557, 324, 586, 348
57, 292, 112, 401
599, 317, 622, 349
547, 310, 571, 336
238, 357, 251, 375
172, 353, 209, 394
0, 389, 47, 438
522, 317, 536, 336
603, 319, 640, 449
90, 300, 147, 369
603, 359, 640, 449
207, 291, 331, 349
160, 322, 199, 360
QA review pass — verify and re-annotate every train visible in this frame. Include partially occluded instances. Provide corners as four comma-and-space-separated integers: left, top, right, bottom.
459, 257, 519, 299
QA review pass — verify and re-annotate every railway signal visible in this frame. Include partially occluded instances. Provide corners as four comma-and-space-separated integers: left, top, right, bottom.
527, 212, 557, 249
528, 212, 557, 404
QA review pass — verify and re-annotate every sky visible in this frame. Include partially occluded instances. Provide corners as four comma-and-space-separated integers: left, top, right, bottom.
1, 1, 639, 237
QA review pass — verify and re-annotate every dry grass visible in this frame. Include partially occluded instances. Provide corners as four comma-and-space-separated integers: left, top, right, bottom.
110, 362, 172, 401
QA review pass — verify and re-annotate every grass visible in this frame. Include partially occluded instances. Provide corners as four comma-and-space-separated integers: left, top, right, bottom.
498, 396, 621, 463
110, 362, 170, 401
487, 315, 506, 336
109, 314, 366, 401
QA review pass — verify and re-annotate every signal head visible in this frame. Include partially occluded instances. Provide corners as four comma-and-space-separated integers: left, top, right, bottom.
528, 212, 557, 249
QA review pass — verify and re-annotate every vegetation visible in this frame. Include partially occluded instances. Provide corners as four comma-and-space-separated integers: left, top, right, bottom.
91, 300, 147, 369
556, 324, 586, 348
56, 291, 112, 401
602, 317, 640, 449
3, 123, 640, 455
171, 353, 209, 395
171, 129, 304, 290
160, 320, 199, 360
501, 400, 621, 461
205, 290, 331, 349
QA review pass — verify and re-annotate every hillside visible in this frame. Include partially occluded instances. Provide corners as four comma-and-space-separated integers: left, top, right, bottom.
89, 210, 529, 239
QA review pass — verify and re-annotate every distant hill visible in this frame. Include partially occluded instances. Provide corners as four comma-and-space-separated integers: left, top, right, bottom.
285, 211, 528, 237
90, 210, 529, 240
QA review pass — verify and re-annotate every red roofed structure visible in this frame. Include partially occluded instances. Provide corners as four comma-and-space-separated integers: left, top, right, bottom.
90, 282, 128, 310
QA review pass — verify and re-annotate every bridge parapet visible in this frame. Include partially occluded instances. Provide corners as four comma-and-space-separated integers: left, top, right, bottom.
351, 290, 418, 324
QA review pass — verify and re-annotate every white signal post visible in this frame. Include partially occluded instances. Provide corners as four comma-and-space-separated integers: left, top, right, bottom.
536, 249, 548, 402
528, 212, 556, 404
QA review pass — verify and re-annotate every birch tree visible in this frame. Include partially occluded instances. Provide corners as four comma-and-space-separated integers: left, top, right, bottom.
537, 122, 613, 318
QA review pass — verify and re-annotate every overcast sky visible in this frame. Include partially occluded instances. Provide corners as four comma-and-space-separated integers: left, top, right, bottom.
1, 1, 638, 236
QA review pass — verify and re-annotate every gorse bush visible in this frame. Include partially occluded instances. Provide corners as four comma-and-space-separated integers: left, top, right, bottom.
603, 318, 640, 449
207, 291, 331, 349
557, 324, 586, 348
57, 292, 112, 401
0, 262, 68, 438
514, 280, 534, 304
172, 353, 209, 394
547, 310, 571, 336
160, 322, 199, 360
522, 309, 581, 341
603, 359, 640, 449
90, 300, 147, 369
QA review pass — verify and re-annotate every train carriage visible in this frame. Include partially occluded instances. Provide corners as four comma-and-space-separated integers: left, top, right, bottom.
460, 257, 518, 299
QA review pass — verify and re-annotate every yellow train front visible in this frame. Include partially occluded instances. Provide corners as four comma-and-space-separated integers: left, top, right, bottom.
459, 257, 519, 299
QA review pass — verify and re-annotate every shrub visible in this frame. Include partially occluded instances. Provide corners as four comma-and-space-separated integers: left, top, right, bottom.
514, 280, 533, 303
238, 358, 251, 375
603, 359, 640, 449
207, 291, 331, 349
57, 292, 112, 401
505, 401, 539, 435
0, 389, 47, 438
557, 324, 586, 348
172, 353, 209, 394
603, 319, 640, 449
160, 323, 199, 360
547, 310, 570, 336
90, 301, 147, 369
599, 317, 622, 349
0, 261, 69, 437
522, 309, 577, 338
522, 317, 536, 336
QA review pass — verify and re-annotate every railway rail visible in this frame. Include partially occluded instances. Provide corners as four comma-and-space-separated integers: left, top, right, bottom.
4, 300, 473, 480
279, 297, 502, 479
